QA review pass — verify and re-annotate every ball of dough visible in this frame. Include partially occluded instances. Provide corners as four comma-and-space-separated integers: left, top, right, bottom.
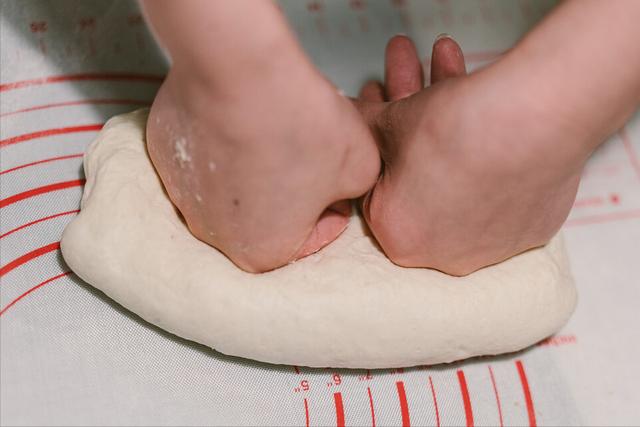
61, 109, 577, 369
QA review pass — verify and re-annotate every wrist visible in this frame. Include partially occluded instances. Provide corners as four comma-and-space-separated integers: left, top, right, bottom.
477, 52, 596, 166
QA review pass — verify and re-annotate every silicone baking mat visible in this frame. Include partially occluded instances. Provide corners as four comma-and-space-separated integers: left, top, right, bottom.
1, 1, 639, 425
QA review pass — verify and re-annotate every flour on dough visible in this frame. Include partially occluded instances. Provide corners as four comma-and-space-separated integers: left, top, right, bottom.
61, 109, 577, 369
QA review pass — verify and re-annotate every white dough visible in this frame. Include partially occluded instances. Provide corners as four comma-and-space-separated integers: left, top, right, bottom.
61, 109, 577, 369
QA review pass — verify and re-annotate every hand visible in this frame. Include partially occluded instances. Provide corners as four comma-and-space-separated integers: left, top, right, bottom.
146, 38, 379, 273
355, 35, 586, 275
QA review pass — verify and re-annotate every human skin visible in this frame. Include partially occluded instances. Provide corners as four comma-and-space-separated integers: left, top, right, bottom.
142, 0, 640, 274
356, 0, 640, 275
141, 1, 380, 272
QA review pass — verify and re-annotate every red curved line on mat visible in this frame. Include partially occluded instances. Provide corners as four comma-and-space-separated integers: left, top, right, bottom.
564, 209, 640, 227
428, 376, 440, 427
0, 271, 71, 316
457, 370, 474, 427
0, 242, 60, 277
1, 98, 151, 117
303, 398, 310, 427
0, 210, 80, 239
0, 72, 164, 92
0, 179, 85, 209
0, 153, 83, 176
488, 366, 504, 427
367, 387, 376, 427
516, 361, 537, 427
0, 124, 103, 148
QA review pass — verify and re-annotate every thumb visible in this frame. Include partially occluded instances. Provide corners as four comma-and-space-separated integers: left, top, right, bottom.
430, 34, 467, 85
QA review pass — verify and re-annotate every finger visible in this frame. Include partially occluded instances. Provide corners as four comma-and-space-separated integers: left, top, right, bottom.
292, 201, 351, 260
358, 80, 385, 102
351, 83, 386, 140
385, 35, 424, 101
430, 34, 467, 85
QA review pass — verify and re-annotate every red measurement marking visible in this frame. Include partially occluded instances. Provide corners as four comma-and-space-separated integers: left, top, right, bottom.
349, 0, 365, 10
0, 210, 79, 239
307, 1, 323, 12
0, 271, 71, 316
78, 17, 96, 30
395, 381, 410, 427
0, 72, 164, 92
0, 179, 85, 209
0, 98, 151, 117
0, 124, 103, 148
573, 196, 604, 208
488, 366, 504, 427
564, 209, 640, 227
303, 398, 310, 427
537, 334, 577, 347
428, 377, 440, 427
334, 392, 345, 427
367, 387, 376, 427
620, 127, 640, 183
457, 370, 474, 427
0, 153, 83, 175
29, 21, 47, 33
0, 242, 60, 277
516, 361, 537, 427
610, 193, 620, 205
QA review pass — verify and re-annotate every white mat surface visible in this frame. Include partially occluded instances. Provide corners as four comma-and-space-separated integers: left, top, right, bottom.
1, 1, 639, 425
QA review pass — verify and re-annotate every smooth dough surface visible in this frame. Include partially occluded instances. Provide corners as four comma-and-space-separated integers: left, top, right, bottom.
61, 109, 577, 369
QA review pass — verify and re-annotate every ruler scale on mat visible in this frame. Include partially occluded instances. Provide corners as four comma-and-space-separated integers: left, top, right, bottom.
1, 1, 639, 425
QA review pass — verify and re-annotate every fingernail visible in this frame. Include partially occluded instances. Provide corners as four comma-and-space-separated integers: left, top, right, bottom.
435, 33, 452, 42
394, 32, 408, 37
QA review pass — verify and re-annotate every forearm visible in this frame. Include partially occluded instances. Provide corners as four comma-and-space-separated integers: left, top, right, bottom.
140, 0, 309, 88
497, 0, 640, 153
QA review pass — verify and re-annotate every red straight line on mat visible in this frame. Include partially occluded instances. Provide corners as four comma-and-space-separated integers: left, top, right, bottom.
0, 124, 103, 148
0, 72, 164, 92
0, 242, 60, 277
396, 381, 411, 427
516, 360, 537, 427
457, 370, 474, 427
0, 98, 151, 117
0, 210, 80, 239
367, 387, 376, 427
488, 366, 504, 427
0, 179, 85, 209
428, 376, 440, 427
0, 153, 83, 176
334, 392, 345, 427
0, 271, 71, 316
303, 398, 310, 427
